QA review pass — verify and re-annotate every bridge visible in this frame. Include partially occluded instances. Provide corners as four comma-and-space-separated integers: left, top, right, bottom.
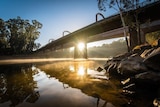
37, 1, 160, 59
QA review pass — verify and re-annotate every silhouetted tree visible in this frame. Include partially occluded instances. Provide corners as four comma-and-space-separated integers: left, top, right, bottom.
0, 17, 42, 55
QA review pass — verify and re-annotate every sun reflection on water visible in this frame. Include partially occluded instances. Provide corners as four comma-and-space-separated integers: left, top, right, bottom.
77, 66, 85, 76
67, 61, 108, 81
69, 65, 75, 72
68, 61, 89, 77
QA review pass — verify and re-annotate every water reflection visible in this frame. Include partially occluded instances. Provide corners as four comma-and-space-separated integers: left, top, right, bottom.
0, 60, 157, 107
0, 64, 39, 107
33, 61, 117, 107
36, 61, 127, 107
69, 61, 107, 79
0, 61, 121, 107
70, 61, 88, 77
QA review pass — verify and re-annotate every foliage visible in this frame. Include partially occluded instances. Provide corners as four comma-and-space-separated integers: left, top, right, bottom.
98, 0, 140, 12
97, 0, 155, 12
97, 0, 141, 52
0, 19, 9, 50
0, 17, 42, 55
88, 39, 127, 58
97, 0, 157, 47
146, 30, 160, 45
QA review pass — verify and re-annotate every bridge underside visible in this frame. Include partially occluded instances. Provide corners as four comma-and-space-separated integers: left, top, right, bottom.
37, 1, 160, 59
141, 20, 160, 34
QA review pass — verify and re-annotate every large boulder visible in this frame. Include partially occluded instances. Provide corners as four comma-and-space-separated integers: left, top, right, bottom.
117, 54, 147, 78
104, 40, 160, 81
135, 71, 160, 91
123, 71, 160, 90
104, 52, 132, 79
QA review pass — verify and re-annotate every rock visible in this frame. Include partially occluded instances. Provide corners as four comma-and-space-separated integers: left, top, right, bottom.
104, 60, 118, 71
104, 59, 122, 79
134, 71, 160, 90
153, 98, 160, 107
123, 83, 136, 91
144, 47, 160, 60
143, 47, 160, 71
104, 41, 160, 81
140, 48, 154, 58
121, 71, 160, 97
132, 43, 152, 55
112, 52, 132, 60
103, 40, 160, 101
97, 67, 103, 72
135, 71, 160, 81
104, 52, 133, 79
117, 55, 147, 78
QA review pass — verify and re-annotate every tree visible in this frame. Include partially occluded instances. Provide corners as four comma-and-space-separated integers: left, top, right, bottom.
0, 19, 6, 49
7, 17, 26, 54
146, 30, 160, 45
0, 17, 42, 55
98, 0, 134, 52
24, 20, 42, 53
97, 0, 155, 51
0, 18, 10, 54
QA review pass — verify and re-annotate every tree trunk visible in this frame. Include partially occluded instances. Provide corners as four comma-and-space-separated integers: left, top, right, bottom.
119, 10, 130, 52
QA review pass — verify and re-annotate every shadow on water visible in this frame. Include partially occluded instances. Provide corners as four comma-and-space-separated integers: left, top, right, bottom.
0, 60, 158, 107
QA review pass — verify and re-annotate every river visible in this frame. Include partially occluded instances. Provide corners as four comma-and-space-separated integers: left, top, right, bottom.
0, 59, 156, 107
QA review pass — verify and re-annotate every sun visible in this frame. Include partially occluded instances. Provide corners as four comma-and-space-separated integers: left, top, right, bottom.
69, 47, 74, 52
78, 42, 85, 51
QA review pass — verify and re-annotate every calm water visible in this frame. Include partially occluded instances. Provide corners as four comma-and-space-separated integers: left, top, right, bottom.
0, 60, 157, 107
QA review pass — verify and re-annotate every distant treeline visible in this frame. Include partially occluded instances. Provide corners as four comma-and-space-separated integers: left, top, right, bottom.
35, 39, 128, 58
0, 17, 42, 55
88, 39, 127, 58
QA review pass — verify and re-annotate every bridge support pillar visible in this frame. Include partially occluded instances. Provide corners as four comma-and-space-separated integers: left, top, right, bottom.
140, 30, 146, 44
129, 27, 146, 50
74, 42, 87, 59
129, 27, 138, 49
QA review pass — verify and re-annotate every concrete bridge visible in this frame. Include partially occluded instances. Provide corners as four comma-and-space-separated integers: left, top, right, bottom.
37, 1, 160, 59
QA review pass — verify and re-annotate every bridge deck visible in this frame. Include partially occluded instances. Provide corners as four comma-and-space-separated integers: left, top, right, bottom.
38, 1, 160, 52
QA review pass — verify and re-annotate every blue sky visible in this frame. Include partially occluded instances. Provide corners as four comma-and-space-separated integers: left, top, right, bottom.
0, 0, 117, 47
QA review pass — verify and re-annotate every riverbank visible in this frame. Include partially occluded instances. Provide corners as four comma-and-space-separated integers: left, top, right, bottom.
103, 39, 160, 106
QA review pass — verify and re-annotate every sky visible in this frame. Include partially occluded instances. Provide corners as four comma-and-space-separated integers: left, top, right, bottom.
0, 0, 118, 47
